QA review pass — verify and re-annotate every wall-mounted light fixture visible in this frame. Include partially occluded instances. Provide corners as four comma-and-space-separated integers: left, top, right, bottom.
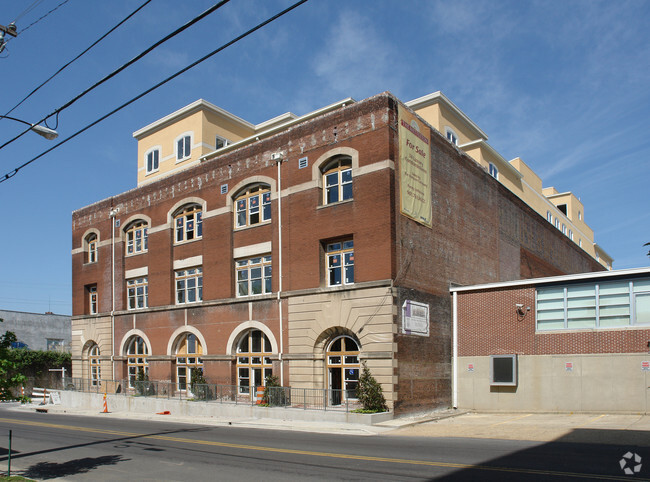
516, 303, 530, 320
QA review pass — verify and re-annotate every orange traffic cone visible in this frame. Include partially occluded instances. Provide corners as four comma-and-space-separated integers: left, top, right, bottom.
102, 393, 109, 413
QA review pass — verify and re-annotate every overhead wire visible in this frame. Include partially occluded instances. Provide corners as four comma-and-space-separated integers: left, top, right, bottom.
0, 0, 310, 185
4, 0, 153, 117
0, 0, 233, 152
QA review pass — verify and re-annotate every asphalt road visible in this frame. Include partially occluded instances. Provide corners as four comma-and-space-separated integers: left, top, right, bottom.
0, 405, 648, 481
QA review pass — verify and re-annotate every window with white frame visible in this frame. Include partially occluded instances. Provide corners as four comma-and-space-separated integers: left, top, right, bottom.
126, 336, 148, 388
125, 221, 148, 255
127, 277, 148, 310
174, 204, 202, 243
215, 135, 229, 150
546, 211, 552, 223
175, 333, 203, 391
536, 278, 650, 330
176, 134, 192, 161
236, 329, 273, 394
445, 127, 458, 145
322, 157, 352, 205
234, 184, 271, 228
236, 256, 272, 297
326, 240, 354, 286
489, 163, 499, 179
326, 335, 360, 404
88, 285, 98, 314
145, 148, 160, 174
175, 267, 202, 304
562, 224, 567, 235
89, 344, 101, 386
86, 233, 98, 263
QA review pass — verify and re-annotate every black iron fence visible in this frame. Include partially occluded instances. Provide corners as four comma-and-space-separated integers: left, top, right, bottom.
61, 378, 358, 412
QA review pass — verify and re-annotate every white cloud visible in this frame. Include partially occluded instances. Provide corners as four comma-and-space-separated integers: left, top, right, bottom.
309, 11, 403, 101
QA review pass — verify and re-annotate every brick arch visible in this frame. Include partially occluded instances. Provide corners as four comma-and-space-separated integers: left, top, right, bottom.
226, 176, 277, 209
225, 321, 278, 355
311, 147, 359, 189
313, 326, 360, 355
166, 325, 208, 356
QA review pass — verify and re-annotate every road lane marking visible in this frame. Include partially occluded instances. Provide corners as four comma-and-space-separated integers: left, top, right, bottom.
0, 417, 644, 481
489, 413, 532, 427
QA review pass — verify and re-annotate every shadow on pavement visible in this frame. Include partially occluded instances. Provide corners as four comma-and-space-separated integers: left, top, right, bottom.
22, 454, 127, 479
433, 428, 649, 480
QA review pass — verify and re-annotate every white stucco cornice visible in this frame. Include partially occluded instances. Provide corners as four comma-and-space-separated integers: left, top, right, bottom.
405, 91, 488, 141
133, 99, 255, 140
459, 139, 523, 180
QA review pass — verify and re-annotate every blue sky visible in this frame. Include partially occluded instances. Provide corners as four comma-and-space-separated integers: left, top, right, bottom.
0, 0, 648, 315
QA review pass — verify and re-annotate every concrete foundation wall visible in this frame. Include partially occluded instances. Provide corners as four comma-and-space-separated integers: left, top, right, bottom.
54, 390, 393, 425
458, 354, 650, 413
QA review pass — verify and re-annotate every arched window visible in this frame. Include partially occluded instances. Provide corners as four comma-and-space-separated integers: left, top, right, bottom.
126, 336, 149, 388
125, 220, 148, 255
326, 335, 360, 405
175, 333, 203, 391
234, 184, 271, 228
174, 204, 202, 243
236, 330, 273, 394
445, 127, 458, 145
89, 344, 101, 386
85, 233, 98, 263
322, 157, 352, 205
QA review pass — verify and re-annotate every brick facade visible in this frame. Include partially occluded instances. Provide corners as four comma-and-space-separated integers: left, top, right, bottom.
71, 92, 604, 415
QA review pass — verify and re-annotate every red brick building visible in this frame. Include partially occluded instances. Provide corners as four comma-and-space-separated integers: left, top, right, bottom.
451, 267, 650, 413
71, 91, 604, 414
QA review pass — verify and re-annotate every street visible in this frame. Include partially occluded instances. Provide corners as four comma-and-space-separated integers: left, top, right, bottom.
0, 405, 647, 481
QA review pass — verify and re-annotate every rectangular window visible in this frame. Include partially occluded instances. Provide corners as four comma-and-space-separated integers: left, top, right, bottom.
326, 240, 354, 286
489, 163, 499, 179
490, 355, 517, 386
598, 281, 630, 327
88, 285, 98, 314
546, 211, 552, 223
127, 277, 148, 310
175, 268, 203, 304
236, 256, 272, 297
215, 135, 229, 149
537, 279, 647, 330
88, 238, 97, 263
176, 135, 191, 160
146, 149, 159, 173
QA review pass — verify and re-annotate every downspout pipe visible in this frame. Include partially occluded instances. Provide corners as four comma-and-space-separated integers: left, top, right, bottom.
109, 207, 119, 381
274, 154, 285, 386
452, 290, 458, 409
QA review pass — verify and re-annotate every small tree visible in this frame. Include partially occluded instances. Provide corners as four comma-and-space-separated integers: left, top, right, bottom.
262, 375, 287, 406
0, 327, 26, 401
190, 368, 210, 400
135, 367, 152, 396
356, 362, 388, 412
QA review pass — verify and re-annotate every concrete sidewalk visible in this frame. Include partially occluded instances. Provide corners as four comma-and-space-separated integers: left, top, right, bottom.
15, 393, 650, 445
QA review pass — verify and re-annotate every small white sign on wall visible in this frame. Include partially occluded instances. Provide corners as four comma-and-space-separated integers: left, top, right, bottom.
402, 300, 429, 336
49, 391, 61, 405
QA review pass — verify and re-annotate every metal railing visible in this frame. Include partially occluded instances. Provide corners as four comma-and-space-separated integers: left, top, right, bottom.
62, 378, 358, 412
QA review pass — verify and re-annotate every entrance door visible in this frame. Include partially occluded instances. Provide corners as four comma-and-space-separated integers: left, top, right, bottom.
326, 335, 360, 405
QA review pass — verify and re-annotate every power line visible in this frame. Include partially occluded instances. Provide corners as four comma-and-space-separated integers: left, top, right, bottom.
4, 0, 153, 117
0, 0, 310, 185
0, 0, 233, 152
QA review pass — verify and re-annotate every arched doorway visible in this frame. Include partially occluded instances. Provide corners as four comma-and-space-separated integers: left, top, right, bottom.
89, 344, 101, 386
125, 336, 149, 388
326, 335, 360, 405
236, 329, 273, 394
174, 333, 203, 391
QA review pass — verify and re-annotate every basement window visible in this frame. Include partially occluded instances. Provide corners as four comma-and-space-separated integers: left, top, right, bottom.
490, 354, 517, 386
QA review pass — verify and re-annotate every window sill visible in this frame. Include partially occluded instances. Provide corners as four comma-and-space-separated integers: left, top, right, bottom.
317, 198, 353, 210
145, 169, 159, 177
125, 251, 148, 257
234, 220, 272, 231
175, 156, 191, 164
83, 261, 98, 266
174, 237, 202, 247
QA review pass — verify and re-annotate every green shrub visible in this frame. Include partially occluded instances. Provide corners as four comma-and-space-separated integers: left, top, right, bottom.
355, 362, 388, 413
262, 375, 288, 407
